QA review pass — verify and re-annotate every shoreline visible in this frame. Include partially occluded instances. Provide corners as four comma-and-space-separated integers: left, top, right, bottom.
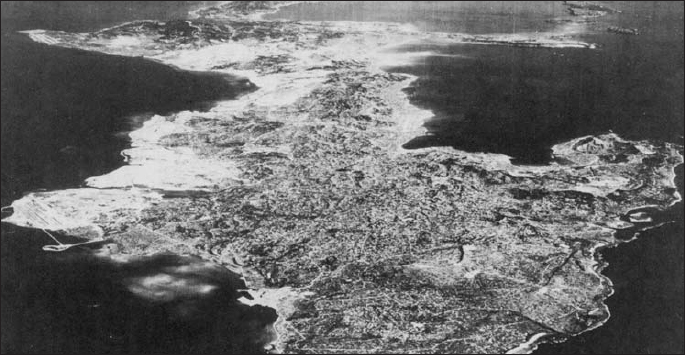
526, 158, 684, 353
3, 6, 684, 353
504, 171, 683, 354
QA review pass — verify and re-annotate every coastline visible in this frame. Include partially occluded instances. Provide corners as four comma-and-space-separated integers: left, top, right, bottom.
3, 4, 684, 353
503, 151, 683, 353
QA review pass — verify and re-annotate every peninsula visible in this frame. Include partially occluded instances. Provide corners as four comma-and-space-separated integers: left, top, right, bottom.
4, 2, 683, 353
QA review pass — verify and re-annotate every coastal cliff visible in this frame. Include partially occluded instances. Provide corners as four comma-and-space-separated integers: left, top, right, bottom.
4, 2, 683, 353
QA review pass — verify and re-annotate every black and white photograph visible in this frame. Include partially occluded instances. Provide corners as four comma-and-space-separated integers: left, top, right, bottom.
1, 1, 683, 354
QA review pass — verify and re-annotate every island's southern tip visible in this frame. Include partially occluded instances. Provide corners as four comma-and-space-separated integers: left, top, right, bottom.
1, 1, 683, 354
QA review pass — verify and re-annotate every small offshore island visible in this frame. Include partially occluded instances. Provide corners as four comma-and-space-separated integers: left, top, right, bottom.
3, 1, 683, 353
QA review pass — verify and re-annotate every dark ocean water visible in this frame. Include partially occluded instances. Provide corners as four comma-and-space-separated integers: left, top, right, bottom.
0, 225, 277, 354
0, 1, 219, 34
0, 1, 228, 204
0, 31, 255, 205
265, 1, 571, 34
391, 7, 683, 164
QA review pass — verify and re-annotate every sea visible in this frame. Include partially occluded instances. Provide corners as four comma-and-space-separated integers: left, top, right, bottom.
1, 1, 683, 353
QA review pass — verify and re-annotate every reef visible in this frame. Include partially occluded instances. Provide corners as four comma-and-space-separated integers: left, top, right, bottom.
607, 26, 639, 35
5, 2, 683, 354
564, 1, 619, 17
546, 1, 623, 29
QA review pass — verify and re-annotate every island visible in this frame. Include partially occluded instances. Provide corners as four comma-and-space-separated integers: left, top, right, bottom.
3, 2, 682, 353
